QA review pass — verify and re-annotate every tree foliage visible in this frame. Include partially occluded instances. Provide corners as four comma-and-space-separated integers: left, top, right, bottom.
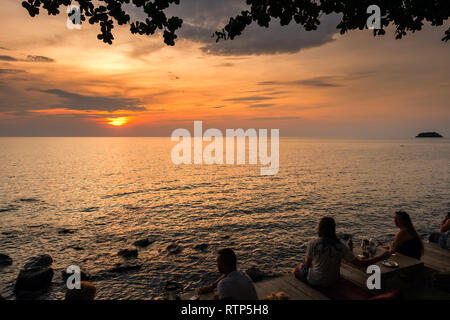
21, 0, 450, 46
21, 0, 183, 45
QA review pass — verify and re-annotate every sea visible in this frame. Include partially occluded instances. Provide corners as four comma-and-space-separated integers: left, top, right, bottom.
0, 137, 449, 299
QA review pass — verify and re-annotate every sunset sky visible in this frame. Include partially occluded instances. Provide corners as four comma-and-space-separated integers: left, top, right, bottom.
0, 0, 449, 137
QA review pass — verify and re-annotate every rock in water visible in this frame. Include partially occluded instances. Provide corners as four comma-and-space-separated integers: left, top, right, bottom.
133, 238, 153, 247
0, 253, 13, 266
14, 254, 54, 296
14, 268, 54, 295
118, 248, 138, 258
165, 281, 184, 292
23, 254, 52, 269
58, 228, 75, 235
166, 243, 183, 254
245, 267, 266, 282
68, 245, 84, 251
193, 243, 209, 251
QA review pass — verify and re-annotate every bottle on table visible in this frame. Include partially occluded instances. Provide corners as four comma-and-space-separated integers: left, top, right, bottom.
361, 239, 370, 258
368, 238, 378, 257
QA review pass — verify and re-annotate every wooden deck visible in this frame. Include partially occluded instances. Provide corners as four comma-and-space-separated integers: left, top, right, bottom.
422, 242, 450, 273
254, 275, 329, 300
182, 275, 329, 300
181, 244, 449, 301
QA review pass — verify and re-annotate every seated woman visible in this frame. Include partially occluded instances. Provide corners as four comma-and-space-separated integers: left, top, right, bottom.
294, 217, 390, 288
382, 211, 424, 260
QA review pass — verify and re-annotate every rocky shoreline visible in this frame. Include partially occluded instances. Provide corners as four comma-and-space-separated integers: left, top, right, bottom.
0, 233, 279, 300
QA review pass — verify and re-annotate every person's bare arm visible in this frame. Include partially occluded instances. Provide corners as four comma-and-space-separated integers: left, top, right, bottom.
348, 239, 354, 252
351, 250, 391, 268
294, 256, 312, 271
304, 256, 312, 268
293, 256, 312, 280
198, 274, 225, 294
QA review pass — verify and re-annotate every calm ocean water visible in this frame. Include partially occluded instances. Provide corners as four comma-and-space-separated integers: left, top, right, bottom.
0, 137, 449, 299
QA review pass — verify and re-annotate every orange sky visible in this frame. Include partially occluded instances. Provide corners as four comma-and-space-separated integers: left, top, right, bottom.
0, 0, 449, 137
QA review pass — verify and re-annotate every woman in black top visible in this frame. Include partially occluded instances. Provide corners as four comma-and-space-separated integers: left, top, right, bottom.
382, 211, 424, 260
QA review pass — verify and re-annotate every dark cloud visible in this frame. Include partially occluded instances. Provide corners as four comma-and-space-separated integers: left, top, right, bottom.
25, 55, 55, 63
28, 88, 147, 112
248, 103, 275, 108
258, 77, 342, 88
0, 68, 24, 74
168, 73, 180, 80
199, 20, 338, 56
248, 116, 302, 121
225, 96, 274, 102
258, 72, 376, 88
0, 55, 17, 61
125, 0, 340, 56
0, 55, 55, 63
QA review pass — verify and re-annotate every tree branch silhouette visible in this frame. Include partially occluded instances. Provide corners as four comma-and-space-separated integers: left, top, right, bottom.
215, 0, 450, 43
21, 0, 449, 46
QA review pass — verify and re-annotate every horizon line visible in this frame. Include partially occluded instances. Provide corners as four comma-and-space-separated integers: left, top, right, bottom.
0, 136, 447, 139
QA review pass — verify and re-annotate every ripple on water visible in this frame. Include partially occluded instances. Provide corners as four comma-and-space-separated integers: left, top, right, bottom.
0, 204, 20, 213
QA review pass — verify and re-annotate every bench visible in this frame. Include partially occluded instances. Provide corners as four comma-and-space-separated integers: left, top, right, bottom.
422, 242, 450, 273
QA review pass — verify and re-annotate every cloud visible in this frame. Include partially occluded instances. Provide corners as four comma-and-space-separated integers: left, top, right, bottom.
126, 0, 340, 56
216, 63, 235, 67
258, 72, 377, 88
248, 103, 275, 108
224, 96, 274, 102
168, 73, 180, 80
29, 88, 147, 112
0, 54, 55, 63
258, 77, 342, 88
124, 40, 165, 60
199, 19, 338, 56
25, 55, 55, 63
248, 116, 302, 121
0, 68, 24, 74
0, 55, 17, 61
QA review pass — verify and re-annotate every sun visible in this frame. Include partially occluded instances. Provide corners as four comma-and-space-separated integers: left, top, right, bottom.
106, 117, 129, 127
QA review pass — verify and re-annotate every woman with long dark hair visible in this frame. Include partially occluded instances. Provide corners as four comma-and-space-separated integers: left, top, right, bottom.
294, 217, 389, 287
383, 211, 424, 260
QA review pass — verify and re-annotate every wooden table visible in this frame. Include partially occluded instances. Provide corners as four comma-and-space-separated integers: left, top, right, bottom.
341, 247, 424, 294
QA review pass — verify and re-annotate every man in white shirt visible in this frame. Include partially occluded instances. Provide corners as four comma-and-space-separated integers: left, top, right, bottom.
198, 248, 258, 300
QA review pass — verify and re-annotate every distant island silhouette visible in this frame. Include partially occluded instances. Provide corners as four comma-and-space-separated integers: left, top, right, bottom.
416, 132, 443, 138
